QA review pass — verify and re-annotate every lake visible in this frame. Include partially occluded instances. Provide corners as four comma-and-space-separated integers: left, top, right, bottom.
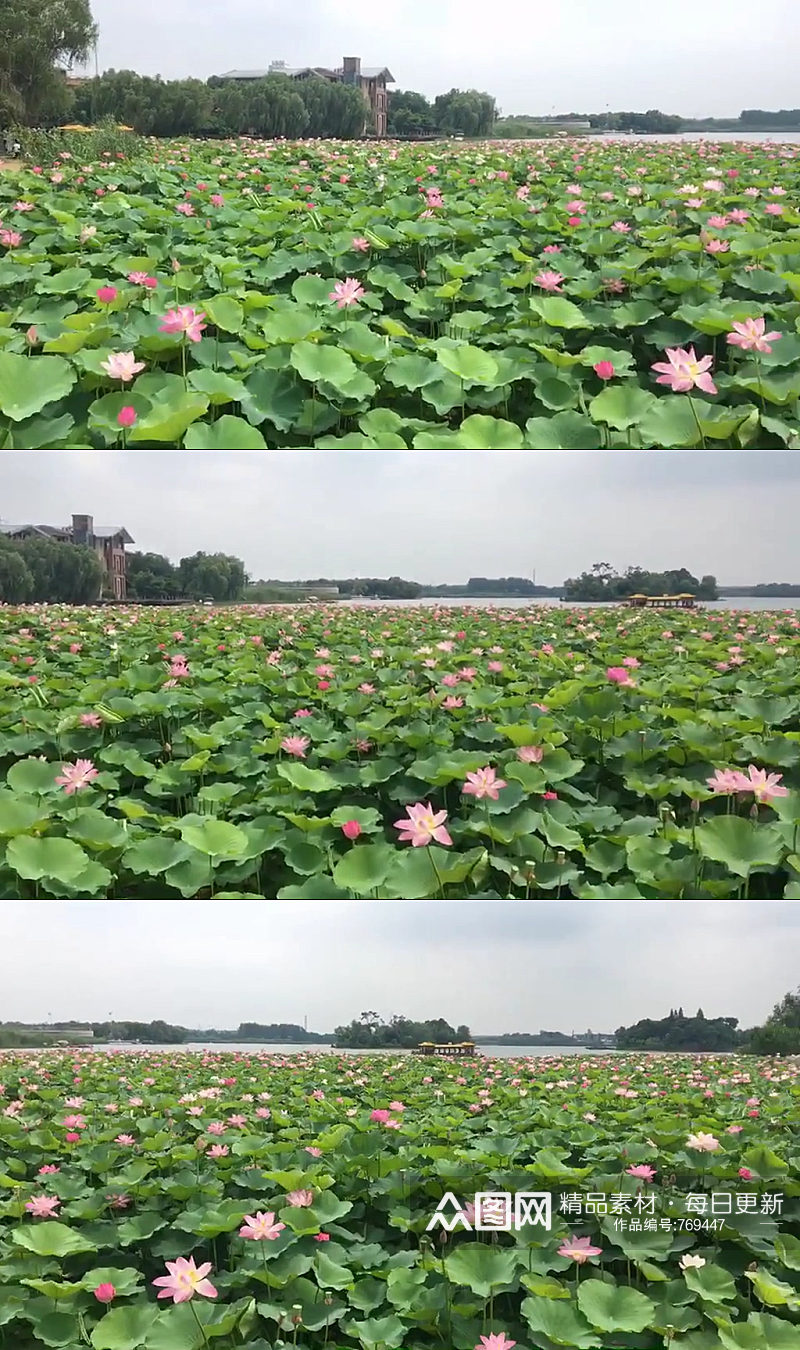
339, 596, 800, 611
89, 1042, 612, 1058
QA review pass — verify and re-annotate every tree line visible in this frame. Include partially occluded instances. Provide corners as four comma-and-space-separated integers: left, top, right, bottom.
387, 89, 496, 137
333, 1012, 471, 1048
2, 993, 798, 1052
0, 537, 247, 604
36, 75, 499, 140
127, 551, 246, 602
615, 988, 800, 1054
66, 70, 369, 139
563, 563, 718, 601
0, 1019, 328, 1045
0, 533, 104, 603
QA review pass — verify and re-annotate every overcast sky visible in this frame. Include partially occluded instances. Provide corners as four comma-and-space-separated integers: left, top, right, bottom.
2, 451, 798, 587
0, 902, 794, 1033
81, 0, 797, 118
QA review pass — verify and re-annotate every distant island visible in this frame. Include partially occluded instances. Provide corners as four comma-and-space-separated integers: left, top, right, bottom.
245, 569, 800, 604
3, 989, 797, 1054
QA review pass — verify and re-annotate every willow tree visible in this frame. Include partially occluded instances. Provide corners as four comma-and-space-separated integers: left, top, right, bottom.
1, 0, 97, 124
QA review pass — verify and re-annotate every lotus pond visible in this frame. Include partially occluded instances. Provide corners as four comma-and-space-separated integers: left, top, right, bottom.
2, 137, 800, 448
1, 602, 799, 899
0, 1049, 799, 1350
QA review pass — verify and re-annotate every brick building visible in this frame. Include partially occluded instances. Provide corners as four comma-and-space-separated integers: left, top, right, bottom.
2, 514, 133, 599
219, 56, 394, 136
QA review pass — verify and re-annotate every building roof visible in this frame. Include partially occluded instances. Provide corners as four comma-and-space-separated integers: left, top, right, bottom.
94, 527, 135, 543
218, 64, 394, 82
1, 524, 69, 538
349, 66, 394, 80
1, 523, 133, 543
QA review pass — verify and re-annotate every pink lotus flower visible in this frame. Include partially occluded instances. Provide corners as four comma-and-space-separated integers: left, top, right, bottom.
101, 351, 145, 382
727, 317, 782, 354
462, 766, 507, 801
176, 202, 195, 216
341, 820, 361, 840
351, 236, 370, 251
626, 1164, 656, 1181
128, 271, 158, 288
594, 361, 615, 380
25, 1195, 60, 1217
96, 286, 118, 304
611, 220, 630, 233
738, 1167, 753, 1180
393, 801, 452, 848
534, 270, 564, 291
558, 1235, 603, 1264
114, 1134, 135, 1146
686, 1131, 720, 1152
305, 1146, 322, 1157
210, 194, 224, 207
281, 734, 310, 757
55, 759, 98, 794
651, 346, 717, 395
38, 1165, 60, 1175
329, 277, 365, 308
707, 768, 744, 795
94, 1283, 116, 1303
764, 203, 784, 215
517, 745, 543, 763
736, 764, 789, 805
0, 230, 22, 247
705, 238, 729, 254
117, 407, 137, 429
476, 1337, 516, 1350
239, 1210, 285, 1240
80, 712, 102, 727
314, 1231, 330, 1241
153, 1256, 218, 1303
607, 666, 635, 686
285, 1189, 314, 1207
207, 1144, 229, 1157
159, 306, 207, 342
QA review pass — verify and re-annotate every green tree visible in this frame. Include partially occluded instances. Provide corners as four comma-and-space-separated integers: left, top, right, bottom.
127, 551, 179, 600
747, 984, 800, 1052
1, 0, 97, 124
297, 76, 366, 138
433, 88, 496, 135
333, 1012, 469, 1048
387, 89, 436, 135
178, 551, 246, 601
16, 537, 103, 602
0, 541, 32, 602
